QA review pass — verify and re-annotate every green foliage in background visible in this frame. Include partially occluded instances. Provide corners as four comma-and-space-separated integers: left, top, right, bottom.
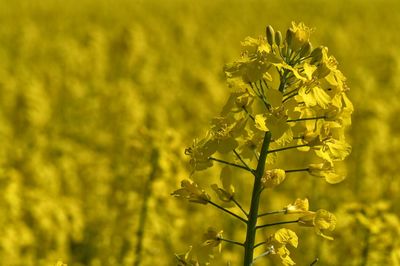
0, 0, 400, 265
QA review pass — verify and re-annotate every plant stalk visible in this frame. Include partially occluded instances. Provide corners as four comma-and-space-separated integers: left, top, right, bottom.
243, 131, 271, 265
134, 149, 159, 266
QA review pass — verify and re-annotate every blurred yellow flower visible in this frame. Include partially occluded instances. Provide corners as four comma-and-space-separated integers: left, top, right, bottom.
202, 227, 223, 252
175, 246, 200, 266
171, 180, 210, 204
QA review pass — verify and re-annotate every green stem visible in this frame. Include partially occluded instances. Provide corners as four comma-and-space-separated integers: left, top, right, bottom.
134, 149, 159, 266
267, 144, 309, 154
232, 197, 248, 217
278, 70, 289, 93
253, 241, 266, 249
243, 131, 272, 266
283, 87, 298, 97
219, 237, 244, 247
258, 209, 286, 217
310, 258, 319, 266
207, 200, 247, 224
256, 219, 299, 230
287, 116, 326, 123
209, 157, 253, 173
233, 149, 255, 174
285, 168, 310, 173
243, 107, 255, 121
360, 228, 370, 266
282, 92, 298, 103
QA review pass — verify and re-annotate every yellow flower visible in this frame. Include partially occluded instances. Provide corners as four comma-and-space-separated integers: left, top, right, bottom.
265, 229, 298, 266
298, 209, 337, 240
171, 180, 210, 204
175, 246, 200, 266
284, 198, 309, 214
287, 22, 313, 50
211, 166, 235, 202
185, 137, 216, 171
274, 228, 299, 248
202, 227, 223, 252
261, 169, 286, 188
315, 138, 352, 163
308, 161, 345, 184
211, 184, 234, 202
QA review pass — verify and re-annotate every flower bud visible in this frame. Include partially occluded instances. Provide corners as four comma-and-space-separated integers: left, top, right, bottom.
299, 41, 312, 57
266, 25, 275, 46
315, 63, 331, 78
310, 46, 326, 64
286, 28, 294, 47
275, 31, 282, 46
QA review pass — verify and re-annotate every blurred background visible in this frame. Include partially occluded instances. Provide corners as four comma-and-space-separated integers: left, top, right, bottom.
1, 0, 400, 265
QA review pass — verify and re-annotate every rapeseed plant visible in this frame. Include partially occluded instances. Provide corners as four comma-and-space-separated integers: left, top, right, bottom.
172, 22, 353, 265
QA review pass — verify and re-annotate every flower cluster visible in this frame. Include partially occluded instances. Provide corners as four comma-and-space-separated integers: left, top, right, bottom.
173, 22, 352, 265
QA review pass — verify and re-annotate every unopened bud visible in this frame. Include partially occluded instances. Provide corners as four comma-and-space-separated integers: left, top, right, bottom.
266, 25, 275, 46
299, 41, 312, 57
310, 46, 326, 64
275, 31, 282, 46
286, 29, 295, 47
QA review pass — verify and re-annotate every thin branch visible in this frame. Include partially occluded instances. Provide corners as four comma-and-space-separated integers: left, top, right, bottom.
285, 168, 310, 173
209, 157, 252, 172
258, 209, 286, 218
267, 144, 309, 154
262, 79, 271, 90
256, 219, 299, 230
283, 87, 299, 97
243, 107, 255, 121
232, 197, 248, 217
253, 241, 266, 249
218, 237, 244, 247
253, 150, 260, 161
287, 116, 326, 123
252, 248, 275, 263
250, 82, 270, 109
233, 149, 255, 174
282, 92, 298, 103
310, 258, 319, 266
207, 200, 247, 224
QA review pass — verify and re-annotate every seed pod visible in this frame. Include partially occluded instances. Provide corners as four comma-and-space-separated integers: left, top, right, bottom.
266, 25, 275, 46
275, 30, 282, 46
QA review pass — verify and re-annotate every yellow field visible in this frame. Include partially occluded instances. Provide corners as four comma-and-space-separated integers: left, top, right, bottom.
1, 0, 400, 265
